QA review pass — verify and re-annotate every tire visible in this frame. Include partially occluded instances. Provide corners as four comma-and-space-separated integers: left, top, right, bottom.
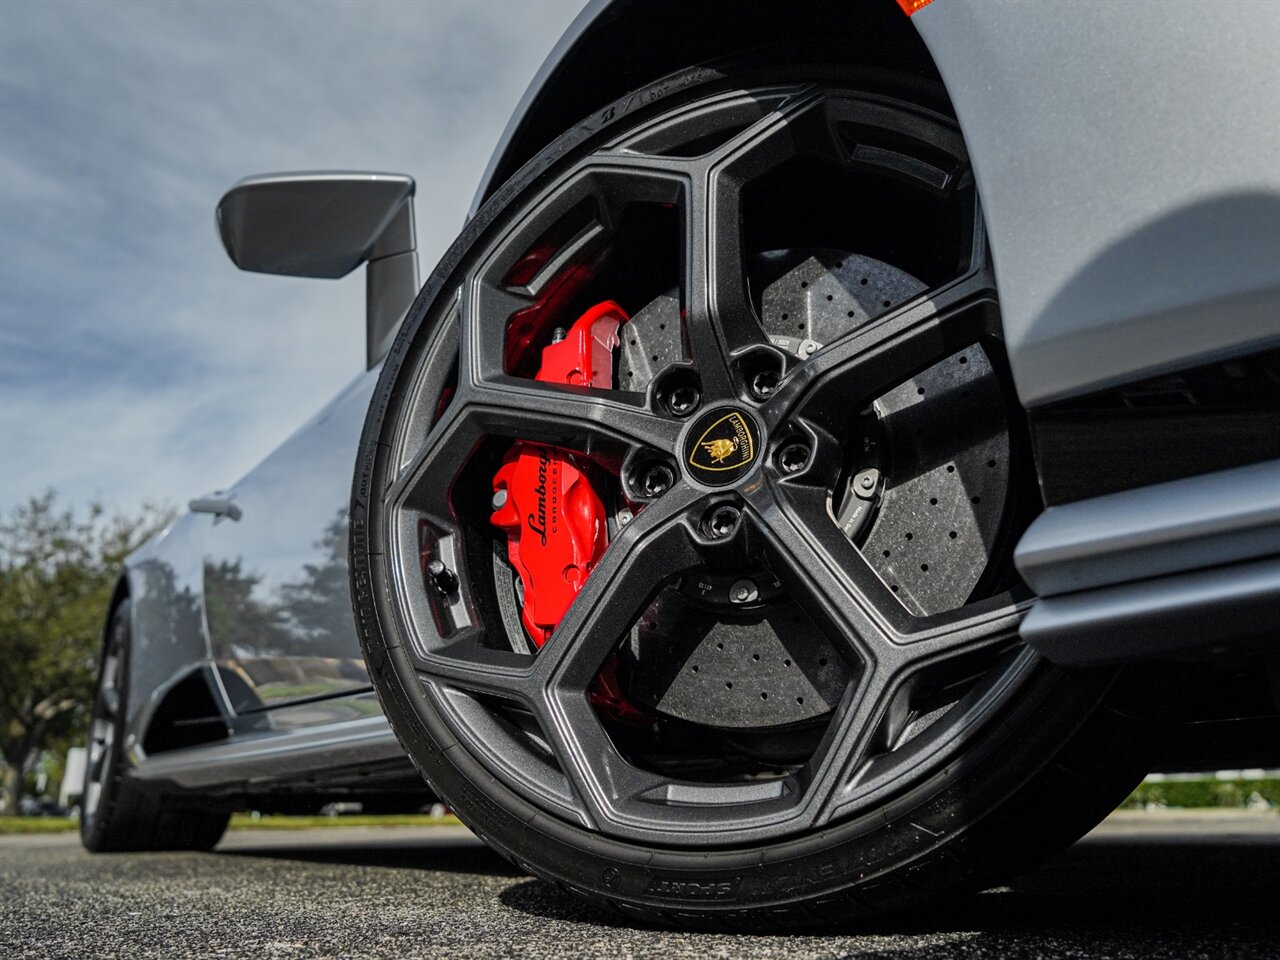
80, 599, 230, 853
350, 62, 1183, 928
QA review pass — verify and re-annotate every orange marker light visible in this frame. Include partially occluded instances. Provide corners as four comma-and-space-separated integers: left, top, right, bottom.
896, 0, 937, 15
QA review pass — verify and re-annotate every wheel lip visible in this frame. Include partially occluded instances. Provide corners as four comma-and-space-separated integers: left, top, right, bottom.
361, 77, 1034, 847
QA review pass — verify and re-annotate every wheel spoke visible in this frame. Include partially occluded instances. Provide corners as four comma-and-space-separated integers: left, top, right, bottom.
681, 94, 842, 398
813, 600, 1029, 826
458, 157, 687, 391
744, 467, 1026, 829
891, 593, 1028, 663
384, 395, 483, 520
387, 377, 681, 521
534, 483, 702, 688
529, 483, 703, 825
680, 166, 760, 396
592, 94, 843, 399
466, 376, 684, 458
801, 660, 899, 825
768, 266, 998, 431
411, 630, 539, 704
737, 476, 905, 831
743, 478, 896, 667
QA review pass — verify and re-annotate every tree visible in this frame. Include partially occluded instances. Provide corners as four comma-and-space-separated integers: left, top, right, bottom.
203, 556, 291, 658
0, 491, 169, 814
278, 509, 359, 658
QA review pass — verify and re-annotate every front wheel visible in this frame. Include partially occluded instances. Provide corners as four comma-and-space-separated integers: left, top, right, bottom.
81, 599, 230, 853
350, 64, 1181, 927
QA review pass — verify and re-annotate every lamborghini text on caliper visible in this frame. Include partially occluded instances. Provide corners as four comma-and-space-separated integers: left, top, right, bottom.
489, 301, 646, 720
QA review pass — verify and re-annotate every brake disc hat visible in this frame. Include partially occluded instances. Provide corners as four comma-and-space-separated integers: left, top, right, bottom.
349, 64, 1183, 929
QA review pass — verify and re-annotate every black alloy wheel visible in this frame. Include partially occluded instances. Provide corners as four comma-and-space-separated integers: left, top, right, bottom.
351, 64, 1181, 927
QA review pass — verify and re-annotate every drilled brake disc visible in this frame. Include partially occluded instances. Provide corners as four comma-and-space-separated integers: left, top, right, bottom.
621, 249, 1009, 728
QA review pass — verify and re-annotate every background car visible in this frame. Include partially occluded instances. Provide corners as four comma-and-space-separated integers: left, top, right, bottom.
81, 0, 1279, 928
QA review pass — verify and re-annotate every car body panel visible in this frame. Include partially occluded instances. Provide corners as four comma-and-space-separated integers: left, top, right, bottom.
1015, 459, 1280, 664
476, 0, 1280, 410
131, 713, 403, 791
914, 0, 1280, 661
1020, 555, 1280, 667
1015, 461, 1280, 598
201, 365, 378, 711
121, 512, 211, 753
913, 0, 1280, 407
120, 365, 381, 776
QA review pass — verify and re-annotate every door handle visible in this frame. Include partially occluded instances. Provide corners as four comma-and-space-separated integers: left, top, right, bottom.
189, 496, 242, 522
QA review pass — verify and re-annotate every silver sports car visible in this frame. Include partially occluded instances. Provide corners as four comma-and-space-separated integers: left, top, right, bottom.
82, 0, 1280, 928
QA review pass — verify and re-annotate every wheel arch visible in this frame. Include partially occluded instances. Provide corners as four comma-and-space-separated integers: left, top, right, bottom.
482, 1, 1280, 411
102, 573, 131, 639
470, 0, 940, 216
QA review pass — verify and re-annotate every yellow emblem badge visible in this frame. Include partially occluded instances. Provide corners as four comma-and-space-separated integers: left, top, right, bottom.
701, 437, 739, 464
685, 410, 757, 484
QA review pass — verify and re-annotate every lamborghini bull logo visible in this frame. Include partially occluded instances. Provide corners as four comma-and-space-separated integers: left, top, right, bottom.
701, 437, 739, 464
684, 410, 757, 485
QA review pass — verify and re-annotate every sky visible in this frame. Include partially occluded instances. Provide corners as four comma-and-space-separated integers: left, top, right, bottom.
0, 0, 586, 519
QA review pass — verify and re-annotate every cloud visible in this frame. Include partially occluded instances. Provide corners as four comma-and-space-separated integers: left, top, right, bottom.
0, 0, 585, 515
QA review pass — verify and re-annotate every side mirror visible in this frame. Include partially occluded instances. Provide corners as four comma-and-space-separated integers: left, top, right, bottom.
217, 172, 419, 368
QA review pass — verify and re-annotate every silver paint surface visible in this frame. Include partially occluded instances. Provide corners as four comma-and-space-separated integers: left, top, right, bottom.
915, 0, 1280, 405
202, 366, 380, 710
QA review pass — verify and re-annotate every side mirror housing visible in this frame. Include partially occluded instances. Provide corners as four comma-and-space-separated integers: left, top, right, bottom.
217, 172, 418, 367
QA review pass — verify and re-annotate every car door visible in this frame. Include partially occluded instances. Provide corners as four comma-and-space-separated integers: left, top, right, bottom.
199, 365, 378, 712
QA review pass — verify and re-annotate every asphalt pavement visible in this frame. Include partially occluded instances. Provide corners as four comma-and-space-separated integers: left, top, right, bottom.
3, 809, 1277, 959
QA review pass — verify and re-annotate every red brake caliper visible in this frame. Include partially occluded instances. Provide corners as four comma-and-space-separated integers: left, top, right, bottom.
490, 301, 649, 722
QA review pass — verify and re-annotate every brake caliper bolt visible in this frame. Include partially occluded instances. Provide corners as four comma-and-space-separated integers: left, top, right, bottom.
667, 384, 701, 417
750, 369, 779, 401
640, 463, 674, 498
491, 488, 508, 510
730, 578, 758, 604
853, 468, 880, 500
425, 559, 459, 595
777, 441, 811, 475
704, 504, 741, 539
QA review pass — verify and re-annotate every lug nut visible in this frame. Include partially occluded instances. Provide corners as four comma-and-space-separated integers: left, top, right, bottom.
704, 504, 741, 539
750, 368, 780, 401
639, 463, 674, 498
666, 383, 701, 417
777, 441, 811, 475
425, 559, 459, 595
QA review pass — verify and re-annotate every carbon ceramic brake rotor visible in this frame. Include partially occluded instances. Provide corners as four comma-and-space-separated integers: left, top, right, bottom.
760, 249, 1008, 616
859, 346, 1009, 616
623, 250, 1009, 728
626, 595, 850, 729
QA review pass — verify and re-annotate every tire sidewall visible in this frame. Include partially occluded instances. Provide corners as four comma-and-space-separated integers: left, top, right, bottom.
80, 600, 130, 850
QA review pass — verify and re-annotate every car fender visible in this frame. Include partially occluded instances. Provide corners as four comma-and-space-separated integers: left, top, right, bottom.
118, 512, 215, 760
475, 0, 1280, 408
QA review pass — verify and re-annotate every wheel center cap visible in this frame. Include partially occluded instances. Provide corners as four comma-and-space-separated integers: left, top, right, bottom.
683, 407, 761, 486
